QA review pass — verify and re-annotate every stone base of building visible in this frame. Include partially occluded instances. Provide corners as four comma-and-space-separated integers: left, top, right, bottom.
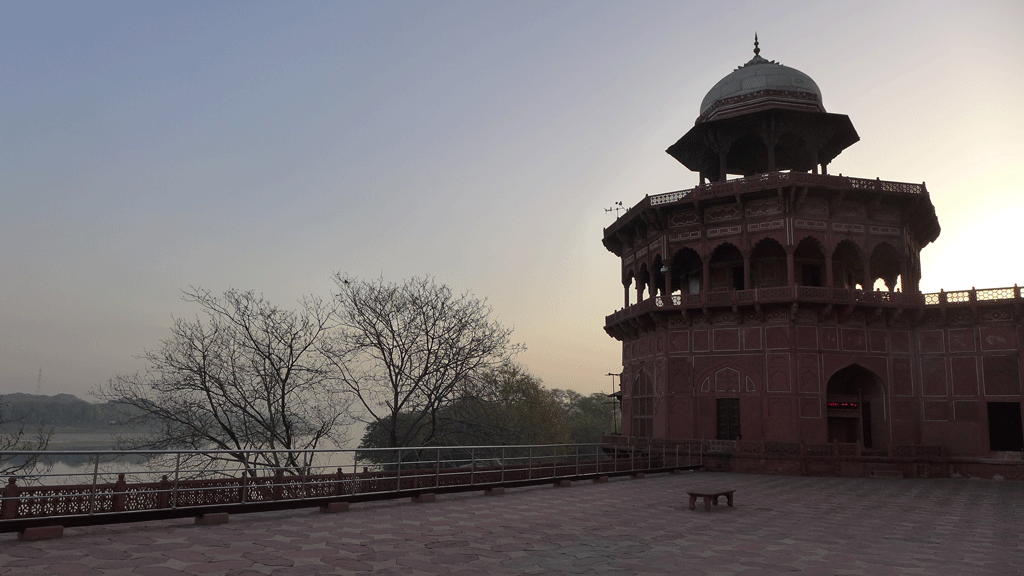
698, 452, 1023, 481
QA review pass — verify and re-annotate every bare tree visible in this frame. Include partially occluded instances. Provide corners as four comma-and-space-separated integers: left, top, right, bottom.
0, 398, 52, 477
97, 288, 352, 476
331, 275, 522, 450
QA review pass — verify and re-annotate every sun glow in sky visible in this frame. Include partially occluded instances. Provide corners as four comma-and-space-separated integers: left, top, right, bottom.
2, 1, 1022, 398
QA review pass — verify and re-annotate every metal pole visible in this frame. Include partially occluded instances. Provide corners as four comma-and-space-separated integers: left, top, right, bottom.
435, 448, 440, 489
396, 450, 402, 492
240, 454, 247, 504
172, 453, 181, 509
87, 453, 100, 515
470, 448, 475, 486
500, 447, 505, 484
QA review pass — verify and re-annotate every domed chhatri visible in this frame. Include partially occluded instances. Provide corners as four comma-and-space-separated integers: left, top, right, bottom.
668, 36, 858, 183
699, 35, 822, 118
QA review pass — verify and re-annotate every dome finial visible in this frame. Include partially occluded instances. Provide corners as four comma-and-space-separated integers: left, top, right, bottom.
753, 33, 760, 56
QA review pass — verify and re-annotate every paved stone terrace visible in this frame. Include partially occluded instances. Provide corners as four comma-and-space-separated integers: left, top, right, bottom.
1, 472, 1020, 575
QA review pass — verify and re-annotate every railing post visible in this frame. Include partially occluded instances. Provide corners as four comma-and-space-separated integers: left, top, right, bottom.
470, 448, 475, 486
1, 477, 19, 519
335, 468, 345, 497
500, 447, 505, 484
158, 475, 170, 509
172, 453, 181, 509
435, 448, 441, 489
273, 469, 284, 500
528, 447, 533, 480
396, 450, 402, 492
113, 473, 127, 512
88, 453, 100, 515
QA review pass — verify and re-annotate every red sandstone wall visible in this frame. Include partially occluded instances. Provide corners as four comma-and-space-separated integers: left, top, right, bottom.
620, 316, 1023, 461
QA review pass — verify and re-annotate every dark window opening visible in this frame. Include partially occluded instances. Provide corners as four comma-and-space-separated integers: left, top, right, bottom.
716, 398, 741, 440
988, 402, 1024, 452
801, 264, 822, 287
732, 266, 744, 290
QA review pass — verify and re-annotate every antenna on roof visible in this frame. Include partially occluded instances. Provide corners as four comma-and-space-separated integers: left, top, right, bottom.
605, 201, 624, 218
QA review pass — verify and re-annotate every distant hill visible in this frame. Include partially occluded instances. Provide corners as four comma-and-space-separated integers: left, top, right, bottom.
0, 393, 140, 429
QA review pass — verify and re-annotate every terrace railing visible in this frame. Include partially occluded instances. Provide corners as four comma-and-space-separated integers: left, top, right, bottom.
0, 443, 702, 534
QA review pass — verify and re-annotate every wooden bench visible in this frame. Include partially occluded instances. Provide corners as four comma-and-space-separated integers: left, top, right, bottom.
687, 489, 735, 512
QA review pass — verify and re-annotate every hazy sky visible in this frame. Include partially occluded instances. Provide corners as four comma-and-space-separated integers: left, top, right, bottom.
2, 1, 1022, 399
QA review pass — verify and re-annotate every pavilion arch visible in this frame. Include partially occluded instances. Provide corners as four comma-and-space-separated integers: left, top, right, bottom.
749, 237, 787, 288
709, 242, 745, 291
831, 239, 866, 290
794, 236, 827, 287
653, 254, 667, 297
773, 131, 811, 172
670, 247, 703, 295
869, 241, 903, 292
825, 364, 889, 451
622, 269, 636, 307
726, 134, 769, 177
637, 263, 651, 302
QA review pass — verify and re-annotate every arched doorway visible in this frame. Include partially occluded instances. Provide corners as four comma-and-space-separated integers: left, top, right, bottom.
825, 365, 888, 452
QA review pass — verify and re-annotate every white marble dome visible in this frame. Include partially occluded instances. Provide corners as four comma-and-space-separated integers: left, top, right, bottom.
699, 52, 822, 115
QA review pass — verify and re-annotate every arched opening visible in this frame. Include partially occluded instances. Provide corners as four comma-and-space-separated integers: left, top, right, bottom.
750, 238, 787, 288
727, 134, 769, 177
653, 255, 667, 297
623, 270, 635, 307
709, 243, 744, 291
773, 131, 811, 172
631, 371, 654, 439
826, 365, 888, 452
670, 247, 703, 295
637, 263, 651, 302
869, 242, 902, 292
831, 240, 865, 290
794, 236, 826, 287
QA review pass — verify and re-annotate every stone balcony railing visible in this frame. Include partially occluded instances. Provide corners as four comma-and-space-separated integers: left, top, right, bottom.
606, 285, 1021, 325
646, 172, 926, 208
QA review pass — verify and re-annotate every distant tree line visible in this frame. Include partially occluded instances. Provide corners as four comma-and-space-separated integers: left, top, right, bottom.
357, 363, 618, 465
0, 393, 137, 429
